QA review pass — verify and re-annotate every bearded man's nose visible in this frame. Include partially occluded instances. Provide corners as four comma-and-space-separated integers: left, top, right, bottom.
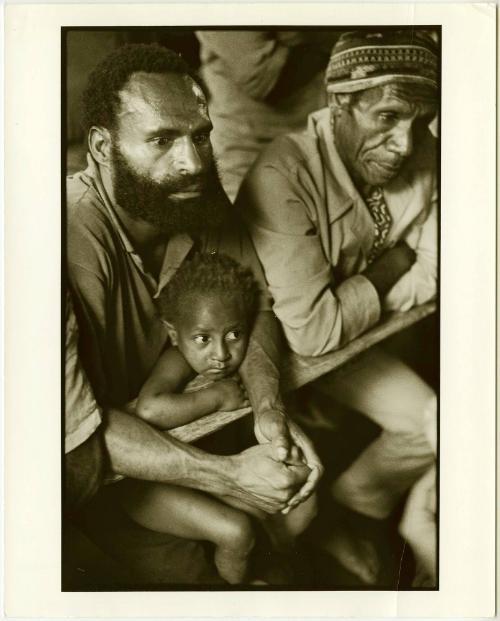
175, 137, 204, 177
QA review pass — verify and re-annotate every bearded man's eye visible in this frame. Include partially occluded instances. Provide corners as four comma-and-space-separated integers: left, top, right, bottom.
193, 133, 210, 145
154, 137, 169, 147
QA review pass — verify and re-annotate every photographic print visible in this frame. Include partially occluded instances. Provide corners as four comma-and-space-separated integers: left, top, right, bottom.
4, 4, 496, 618
62, 25, 440, 591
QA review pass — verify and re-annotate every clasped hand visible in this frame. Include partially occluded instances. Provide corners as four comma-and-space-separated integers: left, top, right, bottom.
254, 409, 324, 513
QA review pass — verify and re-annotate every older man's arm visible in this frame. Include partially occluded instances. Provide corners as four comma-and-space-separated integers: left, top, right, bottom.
383, 198, 437, 312
236, 147, 402, 357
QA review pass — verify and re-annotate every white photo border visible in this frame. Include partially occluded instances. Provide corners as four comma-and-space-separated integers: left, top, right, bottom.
4, 3, 497, 618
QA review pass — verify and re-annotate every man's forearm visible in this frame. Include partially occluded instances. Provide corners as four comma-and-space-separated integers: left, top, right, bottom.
103, 408, 300, 513
239, 310, 286, 418
103, 408, 233, 494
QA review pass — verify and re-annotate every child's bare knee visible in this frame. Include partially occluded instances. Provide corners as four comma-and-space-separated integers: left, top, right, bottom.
220, 512, 255, 555
285, 493, 318, 536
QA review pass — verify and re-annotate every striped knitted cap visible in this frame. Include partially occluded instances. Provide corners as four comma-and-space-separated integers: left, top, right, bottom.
325, 29, 438, 94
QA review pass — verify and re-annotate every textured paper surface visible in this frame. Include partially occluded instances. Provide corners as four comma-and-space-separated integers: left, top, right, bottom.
4, 2, 497, 618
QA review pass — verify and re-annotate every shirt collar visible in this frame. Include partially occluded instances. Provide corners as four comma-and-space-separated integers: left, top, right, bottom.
309, 107, 415, 222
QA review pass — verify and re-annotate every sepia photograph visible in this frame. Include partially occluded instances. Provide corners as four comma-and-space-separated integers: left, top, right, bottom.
4, 3, 496, 617
63, 25, 440, 591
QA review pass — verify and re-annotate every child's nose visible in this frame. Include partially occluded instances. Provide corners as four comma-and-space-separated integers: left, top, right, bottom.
212, 340, 230, 362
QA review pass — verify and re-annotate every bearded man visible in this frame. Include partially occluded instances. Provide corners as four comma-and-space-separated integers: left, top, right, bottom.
236, 30, 438, 585
66, 43, 322, 586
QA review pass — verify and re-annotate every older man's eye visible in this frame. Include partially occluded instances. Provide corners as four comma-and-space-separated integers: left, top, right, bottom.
379, 112, 397, 123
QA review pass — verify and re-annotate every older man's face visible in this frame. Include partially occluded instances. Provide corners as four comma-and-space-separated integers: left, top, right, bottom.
333, 83, 437, 187
109, 71, 228, 235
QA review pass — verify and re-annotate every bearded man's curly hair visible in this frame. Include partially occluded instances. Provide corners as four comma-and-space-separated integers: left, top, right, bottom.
82, 43, 206, 135
157, 253, 259, 325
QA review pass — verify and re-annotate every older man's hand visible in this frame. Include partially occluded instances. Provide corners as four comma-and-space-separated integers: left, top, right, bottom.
228, 442, 310, 514
363, 241, 416, 297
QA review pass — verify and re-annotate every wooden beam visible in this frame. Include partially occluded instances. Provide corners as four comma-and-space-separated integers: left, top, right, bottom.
281, 301, 436, 391
168, 302, 436, 444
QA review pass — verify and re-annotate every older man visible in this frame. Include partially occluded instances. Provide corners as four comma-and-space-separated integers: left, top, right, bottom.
237, 30, 438, 584
66, 43, 322, 585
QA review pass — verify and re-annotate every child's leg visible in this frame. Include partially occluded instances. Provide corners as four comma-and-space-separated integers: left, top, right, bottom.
264, 493, 318, 552
117, 479, 255, 584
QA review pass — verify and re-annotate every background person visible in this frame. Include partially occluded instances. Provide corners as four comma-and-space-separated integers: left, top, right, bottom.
196, 30, 339, 200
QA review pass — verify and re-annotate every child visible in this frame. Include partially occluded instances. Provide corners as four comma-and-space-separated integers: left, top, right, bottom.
119, 252, 316, 584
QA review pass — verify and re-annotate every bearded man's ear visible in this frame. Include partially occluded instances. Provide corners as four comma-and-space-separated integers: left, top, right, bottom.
88, 126, 112, 168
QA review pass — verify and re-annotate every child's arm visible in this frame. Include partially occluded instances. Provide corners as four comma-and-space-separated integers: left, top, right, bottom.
136, 347, 248, 429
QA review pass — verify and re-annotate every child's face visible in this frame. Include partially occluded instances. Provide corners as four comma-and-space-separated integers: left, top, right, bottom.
169, 294, 250, 379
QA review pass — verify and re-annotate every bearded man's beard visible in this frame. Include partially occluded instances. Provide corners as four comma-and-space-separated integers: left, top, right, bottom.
110, 144, 231, 237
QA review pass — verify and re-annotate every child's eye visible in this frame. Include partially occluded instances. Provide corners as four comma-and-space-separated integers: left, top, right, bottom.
193, 335, 210, 345
226, 330, 241, 342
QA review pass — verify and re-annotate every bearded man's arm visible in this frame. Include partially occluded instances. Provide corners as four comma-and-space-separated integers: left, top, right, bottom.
239, 310, 324, 507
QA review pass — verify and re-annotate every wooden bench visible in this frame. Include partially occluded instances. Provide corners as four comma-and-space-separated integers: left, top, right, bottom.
169, 302, 437, 443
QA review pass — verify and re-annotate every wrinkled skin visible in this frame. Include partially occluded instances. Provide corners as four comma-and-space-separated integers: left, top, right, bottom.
332, 83, 437, 188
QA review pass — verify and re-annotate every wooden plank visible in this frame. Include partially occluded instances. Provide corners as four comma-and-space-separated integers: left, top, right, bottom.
167, 302, 436, 444
281, 301, 436, 391
169, 406, 252, 443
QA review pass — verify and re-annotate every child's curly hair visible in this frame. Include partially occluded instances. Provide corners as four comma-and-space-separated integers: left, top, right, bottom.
158, 252, 259, 325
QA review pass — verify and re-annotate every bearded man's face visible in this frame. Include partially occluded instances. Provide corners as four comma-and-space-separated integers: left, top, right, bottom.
109, 71, 229, 236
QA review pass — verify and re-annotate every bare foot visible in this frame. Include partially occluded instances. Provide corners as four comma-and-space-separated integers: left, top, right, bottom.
214, 546, 251, 584
322, 522, 380, 584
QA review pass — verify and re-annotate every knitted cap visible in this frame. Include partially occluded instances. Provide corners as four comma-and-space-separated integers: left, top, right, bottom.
325, 29, 438, 94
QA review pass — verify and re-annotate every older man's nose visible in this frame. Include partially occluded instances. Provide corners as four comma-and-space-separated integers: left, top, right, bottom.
388, 121, 413, 158
175, 136, 204, 176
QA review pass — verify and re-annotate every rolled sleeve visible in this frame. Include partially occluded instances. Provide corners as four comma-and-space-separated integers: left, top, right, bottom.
65, 296, 102, 454
336, 274, 381, 343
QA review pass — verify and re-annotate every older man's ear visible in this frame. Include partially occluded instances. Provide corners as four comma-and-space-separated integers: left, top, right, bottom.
328, 92, 353, 117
